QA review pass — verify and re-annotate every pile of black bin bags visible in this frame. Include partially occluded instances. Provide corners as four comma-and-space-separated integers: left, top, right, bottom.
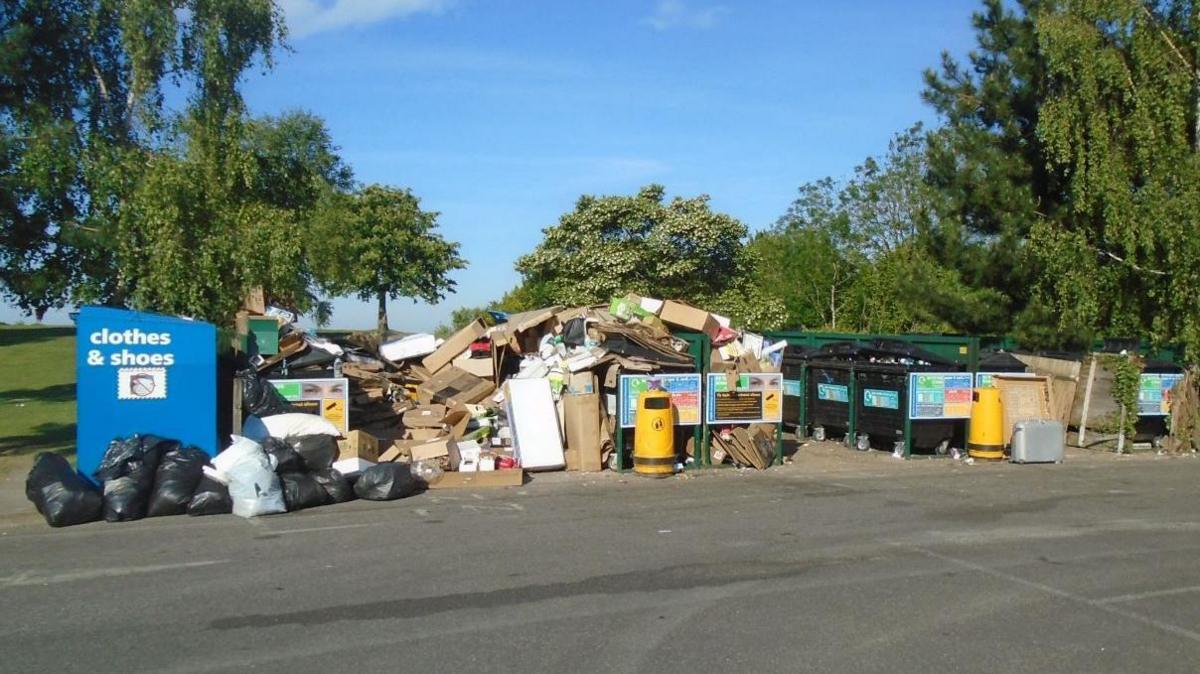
25, 432, 420, 528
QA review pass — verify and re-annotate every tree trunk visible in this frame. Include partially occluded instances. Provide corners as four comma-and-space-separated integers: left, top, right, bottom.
377, 290, 389, 339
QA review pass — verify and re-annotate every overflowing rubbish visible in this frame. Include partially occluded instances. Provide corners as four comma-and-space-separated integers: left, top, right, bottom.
187, 475, 233, 516
353, 463, 418, 501
146, 446, 209, 517
56, 290, 1185, 530
26, 453, 103, 527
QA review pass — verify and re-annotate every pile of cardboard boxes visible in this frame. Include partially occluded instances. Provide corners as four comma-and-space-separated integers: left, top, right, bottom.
242, 291, 784, 487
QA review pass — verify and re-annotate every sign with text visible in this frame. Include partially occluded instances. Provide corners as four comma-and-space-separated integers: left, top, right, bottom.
618, 373, 702, 428
1138, 373, 1185, 416
974, 371, 1037, 389
863, 388, 900, 410
76, 307, 217, 481
706, 373, 783, 424
269, 377, 350, 433
909, 372, 973, 420
817, 383, 849, 403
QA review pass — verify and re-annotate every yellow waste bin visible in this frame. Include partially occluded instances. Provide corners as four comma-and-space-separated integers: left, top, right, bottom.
633, 390, 675, 477
968, 387, 1005, 460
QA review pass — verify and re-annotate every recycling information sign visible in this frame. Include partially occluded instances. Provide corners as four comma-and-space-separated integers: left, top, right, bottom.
706, 373, 783, 424
908, 372, 973, 420
1138, 372, 1185, 416
618, 373, 702, 428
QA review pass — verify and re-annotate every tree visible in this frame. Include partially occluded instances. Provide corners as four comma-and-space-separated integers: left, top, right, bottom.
921, 0, 1063, 336
1, 0, 293, 322
515, 184, 786, 329
752, 179, 857, 329
1034, 0, 1200, 360
315, 185, 466, 337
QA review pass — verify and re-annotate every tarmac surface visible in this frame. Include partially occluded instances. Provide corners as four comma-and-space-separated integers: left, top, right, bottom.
3, 442, 1200, 673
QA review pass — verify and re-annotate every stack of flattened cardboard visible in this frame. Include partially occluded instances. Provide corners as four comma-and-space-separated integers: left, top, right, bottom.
710, 425, 775, 470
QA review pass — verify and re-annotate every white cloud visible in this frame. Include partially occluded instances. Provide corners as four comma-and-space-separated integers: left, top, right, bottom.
643, 0, 727, 31
280, 0, 452, 39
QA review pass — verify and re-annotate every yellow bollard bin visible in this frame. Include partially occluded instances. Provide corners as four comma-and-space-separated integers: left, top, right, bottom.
633, 389, 675, 477
968, 387, 1005, 460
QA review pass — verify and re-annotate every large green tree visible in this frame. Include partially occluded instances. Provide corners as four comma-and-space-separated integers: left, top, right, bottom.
314, 185, 466, 337
921, 0, 1064, 336
1034, 0, 1200, 359
514, 184, 786, 330
0, 0, 333, 324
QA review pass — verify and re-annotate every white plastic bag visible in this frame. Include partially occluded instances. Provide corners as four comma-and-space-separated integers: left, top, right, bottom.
243, 413, 342, 442
219, 435, 285, 518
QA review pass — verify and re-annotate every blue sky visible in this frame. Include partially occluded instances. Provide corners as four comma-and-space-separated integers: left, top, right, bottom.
3, 0, 981, 331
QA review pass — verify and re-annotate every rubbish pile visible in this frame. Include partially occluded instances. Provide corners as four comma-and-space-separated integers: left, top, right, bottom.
27, 293, 786, 527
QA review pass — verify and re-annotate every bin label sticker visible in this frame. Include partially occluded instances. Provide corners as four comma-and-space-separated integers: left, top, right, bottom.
909, 373, 973, 420
618, 373, 702, 428
863, 388, 899, 410
117, 367, 167, 400
974, 372, 1037, 389
782, 379, 802, 397
706, 373, 783, 424
817, 383, 848, 403
1138, 373, 1184, 416
269, 378, 350, 433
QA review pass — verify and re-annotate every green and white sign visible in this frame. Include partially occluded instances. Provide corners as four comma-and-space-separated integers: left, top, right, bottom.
863, 388, 899, 410
817, 383, 849, 403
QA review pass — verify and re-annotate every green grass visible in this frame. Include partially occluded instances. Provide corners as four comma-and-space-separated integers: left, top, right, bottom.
0, 326, 76, 475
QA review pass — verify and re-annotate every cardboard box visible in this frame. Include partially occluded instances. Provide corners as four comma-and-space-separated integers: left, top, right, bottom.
563, 392, 602, 472
410, 435, 461, 467
339, 430, 381, 463
659, 300, 720, 340
453, 348, 495, 379
405, 427, 442, 441
417, 366, 495, 407
422, 319, 487, 374
567, 371, 597, 395
403, 405, 447, 428
427, 469, 524, 489
242, 287, 266, 315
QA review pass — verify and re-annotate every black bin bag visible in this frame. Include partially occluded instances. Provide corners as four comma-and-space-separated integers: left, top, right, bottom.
262, 437, 305, 474
280, 472, 331, 511
353, 463, 418, 501
25, 453, 103, 527
147, 446, 209, 517
239, 370, 295, 417
313, 468, 355, 504
94, 435, 169, 522
187, 476, 232, 516
287, 435, 338, 471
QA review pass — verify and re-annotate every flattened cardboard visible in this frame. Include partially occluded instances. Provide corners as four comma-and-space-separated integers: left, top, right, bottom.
453, 348, 495, 378
427, 469, 524, 489
563, 392, 602, 472
659, 300, 720, 340
422, 319, 486, 374
417, 366, 495, 407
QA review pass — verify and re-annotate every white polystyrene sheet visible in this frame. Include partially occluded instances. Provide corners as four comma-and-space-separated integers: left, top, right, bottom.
503, 378, 565, 471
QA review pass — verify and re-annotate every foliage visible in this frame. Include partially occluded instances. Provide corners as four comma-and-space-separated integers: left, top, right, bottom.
1100, 353, 1144, 446
1033, 0, 1200, 362
515, 184, 785, 330
0, 0, 286, 319
921, 0, 1060, 338
315, 185, 466, 334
